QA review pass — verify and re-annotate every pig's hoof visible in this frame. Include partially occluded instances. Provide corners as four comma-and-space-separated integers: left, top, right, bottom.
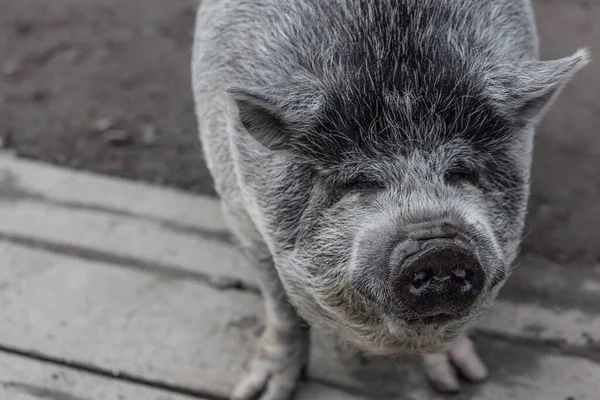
231, 327, 309, 400
422, 335, 488, 393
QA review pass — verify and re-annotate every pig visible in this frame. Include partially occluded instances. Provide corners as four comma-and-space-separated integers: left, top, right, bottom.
191, 0, 589, 398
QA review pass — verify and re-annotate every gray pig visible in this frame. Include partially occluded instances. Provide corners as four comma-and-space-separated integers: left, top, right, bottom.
191, 0, 589, 398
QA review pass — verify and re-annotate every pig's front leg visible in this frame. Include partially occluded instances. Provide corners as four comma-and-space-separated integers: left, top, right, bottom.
231, 249, 309, 400
422, 335, 488, 393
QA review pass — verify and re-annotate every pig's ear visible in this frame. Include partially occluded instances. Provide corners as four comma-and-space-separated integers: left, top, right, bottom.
228, 79, 324, 151
488, 48, 590, 126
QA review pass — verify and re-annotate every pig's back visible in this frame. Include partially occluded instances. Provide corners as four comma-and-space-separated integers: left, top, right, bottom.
193, 0, 538, 92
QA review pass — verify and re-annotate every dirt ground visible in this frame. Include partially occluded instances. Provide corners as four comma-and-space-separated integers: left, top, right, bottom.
1, 0, 599, 266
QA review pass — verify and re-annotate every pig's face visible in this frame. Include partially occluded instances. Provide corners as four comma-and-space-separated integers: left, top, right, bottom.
230, 50, 588, 355
279, 145, 524, 355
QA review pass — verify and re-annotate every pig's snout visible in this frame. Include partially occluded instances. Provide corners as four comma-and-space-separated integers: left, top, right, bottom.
392, 227, 485, 323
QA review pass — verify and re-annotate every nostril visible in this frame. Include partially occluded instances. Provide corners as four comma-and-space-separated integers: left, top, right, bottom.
450, 267, 476, 293
411, 270, 431, 291
413, 271, 428, 282
452, 267, 466, 279
410, 266, 471, 294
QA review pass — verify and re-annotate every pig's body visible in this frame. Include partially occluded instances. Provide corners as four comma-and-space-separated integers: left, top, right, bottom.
192, 0, 588, 398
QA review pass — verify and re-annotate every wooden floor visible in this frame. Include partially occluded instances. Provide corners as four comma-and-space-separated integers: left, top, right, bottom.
0, 152, 598, 400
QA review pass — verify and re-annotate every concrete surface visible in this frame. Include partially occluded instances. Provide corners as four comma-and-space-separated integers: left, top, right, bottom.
0, 152, 599, 400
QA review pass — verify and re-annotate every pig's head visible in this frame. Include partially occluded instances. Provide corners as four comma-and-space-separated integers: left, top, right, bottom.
228, 48, 589, 355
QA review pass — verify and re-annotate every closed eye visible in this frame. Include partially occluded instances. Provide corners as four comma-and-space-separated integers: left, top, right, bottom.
444, 167, 480, 187
339, 177, 385, 192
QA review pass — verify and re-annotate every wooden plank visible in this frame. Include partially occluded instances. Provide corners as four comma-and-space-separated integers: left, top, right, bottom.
0, 152, 226, 232
0, 197, 255, 285
0, 351, 202, 400
0, 351, 358, 400
0, 241, 598, 399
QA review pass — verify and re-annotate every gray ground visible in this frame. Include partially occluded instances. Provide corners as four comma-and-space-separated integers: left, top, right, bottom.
1, 2, 599, 398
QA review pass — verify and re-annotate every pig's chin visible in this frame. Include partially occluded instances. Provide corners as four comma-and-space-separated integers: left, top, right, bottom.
335, 316, 470, 357
319, 296, 482, 357
287, 287, 474, 357
358, 299, 496, 357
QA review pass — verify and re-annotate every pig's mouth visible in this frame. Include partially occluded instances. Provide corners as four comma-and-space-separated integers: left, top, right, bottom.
405, 312, 465, 326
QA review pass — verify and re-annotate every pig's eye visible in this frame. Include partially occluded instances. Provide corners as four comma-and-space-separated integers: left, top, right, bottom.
339, 177, 384, 192
444, 167, 480, 187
